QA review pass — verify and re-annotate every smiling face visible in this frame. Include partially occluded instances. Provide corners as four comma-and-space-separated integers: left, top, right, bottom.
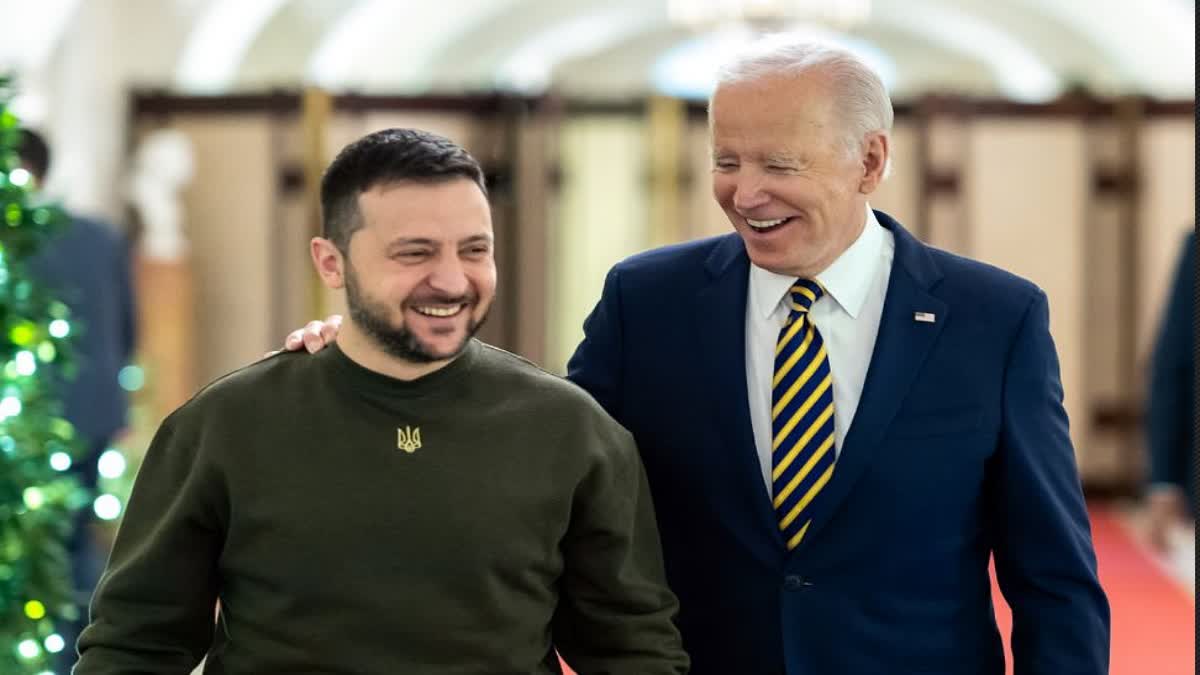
315, 178, 497, 367
710, 70, 886, 278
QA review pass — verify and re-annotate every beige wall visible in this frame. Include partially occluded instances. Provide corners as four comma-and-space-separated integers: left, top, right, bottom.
869, 122, 921, 228
923, 117, 971, 255
965, 119, 1090, 457
549, 116, 648, 373
683, 120, 731, 241
173, 116, 276, 386
512, 116, 554, 365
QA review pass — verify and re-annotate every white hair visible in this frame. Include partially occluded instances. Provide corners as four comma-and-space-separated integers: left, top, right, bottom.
710, 36, 894, 177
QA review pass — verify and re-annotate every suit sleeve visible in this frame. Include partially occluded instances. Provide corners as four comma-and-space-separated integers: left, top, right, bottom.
552, 422, 689, 674
1146, 233, 1193, 493
74, 411, 224, 674
566, 266, 625, 419
989, 290, 1111, 675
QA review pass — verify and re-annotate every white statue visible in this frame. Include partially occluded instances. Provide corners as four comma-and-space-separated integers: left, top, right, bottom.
126, 129, 194, 261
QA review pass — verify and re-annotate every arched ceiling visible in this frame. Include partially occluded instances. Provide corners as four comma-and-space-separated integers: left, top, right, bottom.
287, 0, 1196, 99
429, 0, 1068, 100
176, 0, 291, 92
5, 0, 1195, 100
0, 0, 82, 74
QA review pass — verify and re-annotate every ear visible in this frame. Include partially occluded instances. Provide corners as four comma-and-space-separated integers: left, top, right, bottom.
857, 131, 889, 195
310, 237, 346, 290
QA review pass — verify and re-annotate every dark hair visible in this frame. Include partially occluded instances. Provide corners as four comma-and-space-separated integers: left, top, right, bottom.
17, 129, 51, 182
320, 128, 487, 253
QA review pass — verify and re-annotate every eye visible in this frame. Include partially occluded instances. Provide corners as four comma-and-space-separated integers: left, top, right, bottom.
461, 245, 491, 258
713, 159, 739, 171
393, 250, 431, 262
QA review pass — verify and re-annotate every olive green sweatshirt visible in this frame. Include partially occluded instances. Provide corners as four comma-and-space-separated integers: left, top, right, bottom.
75, 340, 688, 674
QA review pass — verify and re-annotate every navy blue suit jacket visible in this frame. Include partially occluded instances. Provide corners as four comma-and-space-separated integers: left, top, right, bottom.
1146, 230, 1195, 515
567, 212, 1109, 674
30, 216, 137, 446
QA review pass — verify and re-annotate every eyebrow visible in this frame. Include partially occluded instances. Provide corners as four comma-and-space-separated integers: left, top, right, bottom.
386, 238, 438, 254
385, 234, 493, 253
709, 149, 805, 164
764, 152, 804, 164
459, 234, 494, 247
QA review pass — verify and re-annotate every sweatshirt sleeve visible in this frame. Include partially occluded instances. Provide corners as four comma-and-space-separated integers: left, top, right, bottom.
552, 419, 690, 675
74, 409, 226, 674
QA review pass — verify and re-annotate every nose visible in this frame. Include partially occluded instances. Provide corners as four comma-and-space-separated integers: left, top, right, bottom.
426, 254, 471, 298
732, 172, 770, 212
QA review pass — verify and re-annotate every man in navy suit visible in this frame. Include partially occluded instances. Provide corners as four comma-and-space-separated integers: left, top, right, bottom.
286, 37, 1109, 674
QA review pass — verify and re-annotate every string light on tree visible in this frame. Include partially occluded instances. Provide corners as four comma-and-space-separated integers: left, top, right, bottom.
35, 342, 55, 363
22, 488, 44, 510
0, 396, 23, 419
48, 452, 70, 472
93, 494, 122, 521
42, 634, 64, 654
97, 449, 126, 479
22, 603, 44, 621
47, 320, 68, 339
16, 639, 39, 660
14, 352, 35, 376
117, 365, 144, 392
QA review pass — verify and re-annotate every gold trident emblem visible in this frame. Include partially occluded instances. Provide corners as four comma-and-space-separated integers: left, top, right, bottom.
397, 426, 422, 453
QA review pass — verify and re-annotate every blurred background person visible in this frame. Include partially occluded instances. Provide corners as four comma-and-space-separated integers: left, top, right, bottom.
18, 129, 138, 674
1144, 229, 1195, 553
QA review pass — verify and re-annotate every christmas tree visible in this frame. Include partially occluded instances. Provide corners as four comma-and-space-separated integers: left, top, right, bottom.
0, 75, 87, 674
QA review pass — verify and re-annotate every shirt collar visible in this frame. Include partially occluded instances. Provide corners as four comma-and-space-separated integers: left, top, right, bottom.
750, 206, 886, 320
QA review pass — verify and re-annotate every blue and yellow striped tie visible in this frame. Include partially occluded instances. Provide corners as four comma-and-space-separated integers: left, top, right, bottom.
772, 279, 836, 551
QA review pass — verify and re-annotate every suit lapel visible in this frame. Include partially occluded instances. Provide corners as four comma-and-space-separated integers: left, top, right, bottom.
797, 214, 947, 549
693, 235, 785, 556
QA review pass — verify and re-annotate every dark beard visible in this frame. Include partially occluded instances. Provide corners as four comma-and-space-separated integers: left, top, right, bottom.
344, 262, 487, 364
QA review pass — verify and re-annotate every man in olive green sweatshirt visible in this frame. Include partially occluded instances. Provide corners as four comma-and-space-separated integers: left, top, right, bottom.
74, 128, 689, 675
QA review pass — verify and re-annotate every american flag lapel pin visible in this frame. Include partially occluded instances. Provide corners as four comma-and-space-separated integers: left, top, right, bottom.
914, 311, 936, 323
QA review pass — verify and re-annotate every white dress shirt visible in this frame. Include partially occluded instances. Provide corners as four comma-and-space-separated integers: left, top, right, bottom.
744, 207, 896, 492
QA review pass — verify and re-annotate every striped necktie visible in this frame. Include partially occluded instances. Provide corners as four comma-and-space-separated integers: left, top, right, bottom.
771, 279, 836, 551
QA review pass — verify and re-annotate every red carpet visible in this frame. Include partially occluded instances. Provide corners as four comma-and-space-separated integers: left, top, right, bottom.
992, 505, 1194, 675
563, 506, 1193, 674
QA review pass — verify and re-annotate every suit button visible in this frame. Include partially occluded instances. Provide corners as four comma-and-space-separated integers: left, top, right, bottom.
782, 574, 806, 591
